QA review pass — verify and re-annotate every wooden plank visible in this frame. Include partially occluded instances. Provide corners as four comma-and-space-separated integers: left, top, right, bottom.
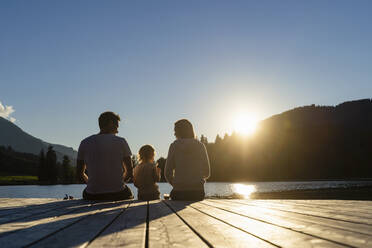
289, 199, 372, 208
148, 200, 208, 248
0, 198, 62, 216
28, 201, 131, 248
254, 199, 372, 216
0, 199, 86, 224
228, 199, 372, 225
0, 198, 60, 208
0, 200, 130, 248
191, 201, 348, 248
0, 201, 91, 235
87, 201, 147, 248
267, 199, 372, 207
165, 200, 276, 248
294, 200, 372, 213
208, 199, 372, 236
204, 200, 372, 247
248, 199, 372, 223
0, 198, 59, 209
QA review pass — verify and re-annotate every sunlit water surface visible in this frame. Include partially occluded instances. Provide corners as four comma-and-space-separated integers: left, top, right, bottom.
1, 181, 371, 199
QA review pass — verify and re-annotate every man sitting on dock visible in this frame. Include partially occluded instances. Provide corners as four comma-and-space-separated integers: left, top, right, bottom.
76, 111, 134, 200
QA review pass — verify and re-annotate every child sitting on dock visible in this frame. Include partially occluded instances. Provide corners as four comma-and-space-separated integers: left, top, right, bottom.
133, 145, 161, 200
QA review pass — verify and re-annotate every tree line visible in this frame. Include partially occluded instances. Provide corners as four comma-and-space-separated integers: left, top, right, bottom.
0, 146, 39, 176
38, 146, 75, 184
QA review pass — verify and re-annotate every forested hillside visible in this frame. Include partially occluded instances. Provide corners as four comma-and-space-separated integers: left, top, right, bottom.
0, 146, 39, 176
204, 99, 372, 181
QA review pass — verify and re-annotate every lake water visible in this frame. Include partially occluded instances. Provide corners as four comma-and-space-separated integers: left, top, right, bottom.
0, 180, 371, 199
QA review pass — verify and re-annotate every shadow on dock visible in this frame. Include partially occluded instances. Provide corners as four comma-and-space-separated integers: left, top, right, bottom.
0, 199, 194, 247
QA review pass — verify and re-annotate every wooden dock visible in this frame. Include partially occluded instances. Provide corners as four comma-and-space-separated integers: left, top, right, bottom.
0, 198, 371, 247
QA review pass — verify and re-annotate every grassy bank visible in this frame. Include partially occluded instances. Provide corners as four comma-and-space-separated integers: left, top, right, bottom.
0, 175, 39, 185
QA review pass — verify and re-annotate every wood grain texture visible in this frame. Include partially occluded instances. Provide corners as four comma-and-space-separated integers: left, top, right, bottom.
29, 201, 131, 248
0, 201, 130, 248
262, 200, 372, 214
250, 199, 372, 218
166, 200, 276, 248
210, 199, 372, 236
0, 199, 86, 224
0, 198, 58, 209
205, 199, 372, 247
1, 198, 371, 248
191, 202, 348, 248
0, 198, 62, 217
227, 199, 372, 225
0, 200, 90, 235
148, 200, 208, 248
87, 201, 147, 248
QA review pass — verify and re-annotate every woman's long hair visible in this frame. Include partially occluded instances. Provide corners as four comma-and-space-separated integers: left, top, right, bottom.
174, 119, 195, 139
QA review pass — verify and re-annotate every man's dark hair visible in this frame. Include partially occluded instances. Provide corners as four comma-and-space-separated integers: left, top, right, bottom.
99, 111, 121, 130
174, 119, 195, 139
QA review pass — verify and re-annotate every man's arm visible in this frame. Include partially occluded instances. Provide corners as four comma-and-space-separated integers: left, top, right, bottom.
76, 159, 88, 183
123, 156, 133, 182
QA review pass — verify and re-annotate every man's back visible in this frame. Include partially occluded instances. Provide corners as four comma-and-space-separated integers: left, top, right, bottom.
78, 134, 131, 194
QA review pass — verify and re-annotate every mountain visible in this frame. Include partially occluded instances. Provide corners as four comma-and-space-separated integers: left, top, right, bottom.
261, 99, 372, 130
0, 117, 77, 162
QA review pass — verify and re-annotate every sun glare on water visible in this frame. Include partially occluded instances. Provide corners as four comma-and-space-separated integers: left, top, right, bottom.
234, 113, 259, 135
232, 184, 256, 199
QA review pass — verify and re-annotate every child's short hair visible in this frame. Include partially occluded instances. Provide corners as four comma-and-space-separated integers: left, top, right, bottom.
138, 145, 155, 163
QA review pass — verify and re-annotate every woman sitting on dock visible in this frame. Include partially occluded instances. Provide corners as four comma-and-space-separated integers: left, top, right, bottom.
133, 145, 161, 200
165, 119, 210, 201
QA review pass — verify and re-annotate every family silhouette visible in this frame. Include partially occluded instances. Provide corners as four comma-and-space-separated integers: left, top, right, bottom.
76, 111, 210, 201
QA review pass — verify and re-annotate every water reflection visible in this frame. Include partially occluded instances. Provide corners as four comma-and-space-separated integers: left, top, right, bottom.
232, 184, 256, 199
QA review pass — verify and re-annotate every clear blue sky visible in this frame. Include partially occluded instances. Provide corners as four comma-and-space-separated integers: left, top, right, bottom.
1, 1, 371, 158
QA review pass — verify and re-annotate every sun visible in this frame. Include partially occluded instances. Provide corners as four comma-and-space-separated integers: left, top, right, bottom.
234, 113, 259, 135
